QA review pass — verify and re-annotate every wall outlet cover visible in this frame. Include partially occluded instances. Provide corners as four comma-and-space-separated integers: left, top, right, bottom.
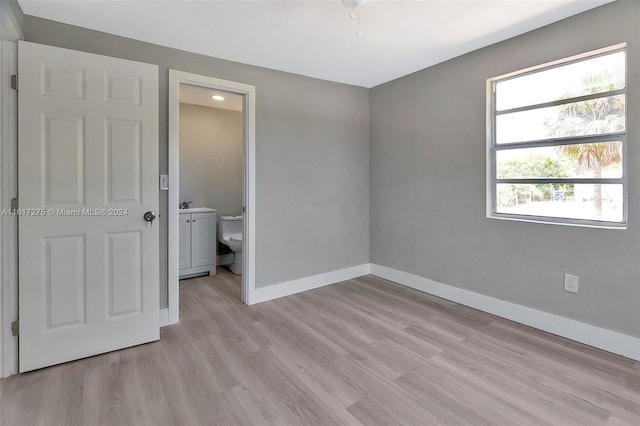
564, 273, 579, 294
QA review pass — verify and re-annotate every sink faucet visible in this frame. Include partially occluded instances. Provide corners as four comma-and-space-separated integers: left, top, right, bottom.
180, 201, 193, 209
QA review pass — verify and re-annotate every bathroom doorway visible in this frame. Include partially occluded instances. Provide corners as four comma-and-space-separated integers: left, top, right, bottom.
167, 70, 256, 325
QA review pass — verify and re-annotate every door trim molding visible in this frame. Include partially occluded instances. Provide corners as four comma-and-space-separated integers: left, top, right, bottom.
1, 0, 22, 381
0, 41, 19, 378
159, 308, 169, 327
167, 70, 256, 324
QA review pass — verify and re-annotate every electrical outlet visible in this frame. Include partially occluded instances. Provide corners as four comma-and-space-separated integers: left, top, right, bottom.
564, 273, 579, 294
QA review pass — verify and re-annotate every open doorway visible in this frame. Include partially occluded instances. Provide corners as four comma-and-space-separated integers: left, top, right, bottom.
167, 70, 256, 325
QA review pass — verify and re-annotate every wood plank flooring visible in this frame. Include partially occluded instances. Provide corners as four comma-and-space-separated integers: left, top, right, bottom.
1, 268, 639, 425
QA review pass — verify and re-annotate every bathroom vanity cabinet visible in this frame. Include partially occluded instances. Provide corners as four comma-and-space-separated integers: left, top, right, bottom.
179, 208, 216, 279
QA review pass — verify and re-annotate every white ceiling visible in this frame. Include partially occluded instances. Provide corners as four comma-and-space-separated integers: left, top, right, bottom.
18, 0, 614, 88
180, 84, 244, 111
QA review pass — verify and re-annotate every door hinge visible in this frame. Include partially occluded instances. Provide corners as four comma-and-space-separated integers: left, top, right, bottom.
11, 320, 18, 336
10, 74, 18, 90
10, 197, 18, 211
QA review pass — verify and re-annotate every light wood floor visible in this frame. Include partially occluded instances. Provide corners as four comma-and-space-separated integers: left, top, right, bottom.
1, 268, 639, 425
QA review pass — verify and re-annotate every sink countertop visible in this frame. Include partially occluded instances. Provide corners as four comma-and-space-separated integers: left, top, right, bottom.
179, 207, 216, 214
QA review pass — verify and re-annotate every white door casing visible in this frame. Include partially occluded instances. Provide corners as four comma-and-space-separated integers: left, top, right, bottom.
168, 70, 256, 325
18, 41, 159, 372
178, 215, 190, 269
1, 40, 19, 378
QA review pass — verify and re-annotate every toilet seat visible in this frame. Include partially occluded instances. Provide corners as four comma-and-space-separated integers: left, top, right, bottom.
229, 233, 242, 243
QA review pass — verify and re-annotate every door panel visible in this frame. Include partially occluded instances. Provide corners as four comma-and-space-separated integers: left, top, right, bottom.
18, 41, 159, 372
107, 231, 142, 317
42, 63, 84, 99
190, 213, 216, 268
44, 235, 86, 329
44, 114, 84, 205
107, 119, 141, 203
106, 72, 141, 105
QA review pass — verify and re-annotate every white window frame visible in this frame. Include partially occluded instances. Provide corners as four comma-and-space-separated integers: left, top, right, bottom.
486, 44, 627, 228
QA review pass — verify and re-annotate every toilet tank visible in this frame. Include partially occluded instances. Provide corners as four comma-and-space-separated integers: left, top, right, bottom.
218, 215, 243, 239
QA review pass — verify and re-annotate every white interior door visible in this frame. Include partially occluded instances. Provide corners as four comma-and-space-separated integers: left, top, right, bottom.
18, 41, 159, 372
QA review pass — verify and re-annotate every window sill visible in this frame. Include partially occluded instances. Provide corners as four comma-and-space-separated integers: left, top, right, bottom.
487, 212, 627, 230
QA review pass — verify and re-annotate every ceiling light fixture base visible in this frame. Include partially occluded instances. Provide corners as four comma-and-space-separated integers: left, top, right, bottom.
341, 0, 367, 7
341, 0, 366, 37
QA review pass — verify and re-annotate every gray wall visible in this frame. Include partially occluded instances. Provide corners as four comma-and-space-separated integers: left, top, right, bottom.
179, 104, 243, 218
23, 16, 370, 302
1, 0, 23, 36
370, 1, 640, 337
22, 2, 637, 337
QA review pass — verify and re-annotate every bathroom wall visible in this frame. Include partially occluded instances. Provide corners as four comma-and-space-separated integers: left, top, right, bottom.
179, 103, 243, 218
23, 16, 370, 303
370, 1, 640, 337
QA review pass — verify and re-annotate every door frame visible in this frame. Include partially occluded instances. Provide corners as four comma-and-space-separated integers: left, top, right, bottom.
167, 70, 256, 324
0, 0, 21, 379
0, 40, 19, 378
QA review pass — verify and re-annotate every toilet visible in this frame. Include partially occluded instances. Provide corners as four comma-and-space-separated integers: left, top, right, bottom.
218, 215, 243, 275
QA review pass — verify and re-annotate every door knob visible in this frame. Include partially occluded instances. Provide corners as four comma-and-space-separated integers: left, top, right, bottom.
144, 211, 156, 226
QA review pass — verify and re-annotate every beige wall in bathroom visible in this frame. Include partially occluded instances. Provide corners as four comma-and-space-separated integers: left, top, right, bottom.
179, 103, 243, 218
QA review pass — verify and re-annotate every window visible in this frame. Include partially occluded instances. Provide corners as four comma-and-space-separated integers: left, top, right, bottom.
487, 45, 627, 227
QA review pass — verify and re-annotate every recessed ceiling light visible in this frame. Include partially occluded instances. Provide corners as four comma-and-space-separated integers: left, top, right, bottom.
211, 95, 225, 101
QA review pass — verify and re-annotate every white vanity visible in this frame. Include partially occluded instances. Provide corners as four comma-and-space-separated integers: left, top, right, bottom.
179, 207, 216, 279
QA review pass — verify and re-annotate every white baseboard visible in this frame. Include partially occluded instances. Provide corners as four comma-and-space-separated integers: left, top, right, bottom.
159, 308, 170, 328
370, 264, 640, 361
249, 263, 371, 305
